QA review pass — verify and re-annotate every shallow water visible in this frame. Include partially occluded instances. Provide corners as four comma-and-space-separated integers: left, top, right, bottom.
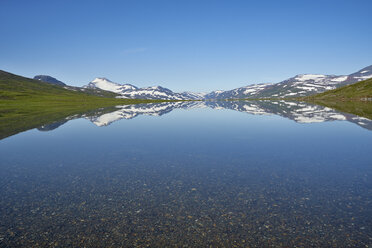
0, 101, 371, 247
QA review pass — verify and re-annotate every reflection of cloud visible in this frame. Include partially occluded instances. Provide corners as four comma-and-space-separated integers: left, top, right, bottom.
122, 47, 147, 54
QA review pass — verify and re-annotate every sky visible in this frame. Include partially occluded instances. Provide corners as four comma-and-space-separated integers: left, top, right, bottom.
1, 0, 372, 92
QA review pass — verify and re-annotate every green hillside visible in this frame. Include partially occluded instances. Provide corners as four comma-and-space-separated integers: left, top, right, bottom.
0, 70, 172, 139
0, 69, 137, 102
305, 77, 372, 101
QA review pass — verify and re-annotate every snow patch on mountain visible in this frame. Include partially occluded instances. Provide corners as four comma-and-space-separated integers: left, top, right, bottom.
330, 76, 348, 82
295, 74, 326, 81
86, 78, 138, 94
355, 75, 372, 81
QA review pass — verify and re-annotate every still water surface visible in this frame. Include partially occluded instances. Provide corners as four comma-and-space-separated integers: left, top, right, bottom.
0, 101, 371, 247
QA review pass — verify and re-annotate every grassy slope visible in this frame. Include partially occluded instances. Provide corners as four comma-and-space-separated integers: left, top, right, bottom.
302, 77, 372, 120
0, 70, 174, 139
304, 77, 372, 101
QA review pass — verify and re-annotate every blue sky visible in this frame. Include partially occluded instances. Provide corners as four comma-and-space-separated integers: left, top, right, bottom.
1, 0, 371, 92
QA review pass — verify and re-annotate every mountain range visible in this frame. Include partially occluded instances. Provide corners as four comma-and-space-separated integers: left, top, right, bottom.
6, 64, 372, 101
80, 65, 372, 100
204, 65, 372, 99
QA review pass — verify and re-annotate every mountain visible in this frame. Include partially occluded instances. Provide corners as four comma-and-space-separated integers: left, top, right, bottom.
34, 75, 66, 86
46, 64, 372, 100
85, 78, 194, 100
342, 65, 372, 86
85, 78, 138, 93
205, 65, 372, 99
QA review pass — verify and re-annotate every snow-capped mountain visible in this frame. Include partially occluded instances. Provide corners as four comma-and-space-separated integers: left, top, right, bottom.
32, 75, 121, 98
343, 65, 372, 85
84, 78, 198, 100
205, 65, 372, 99
85, 78, 138, 93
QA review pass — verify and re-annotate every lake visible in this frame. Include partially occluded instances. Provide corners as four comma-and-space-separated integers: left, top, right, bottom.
0, 100, 371, 247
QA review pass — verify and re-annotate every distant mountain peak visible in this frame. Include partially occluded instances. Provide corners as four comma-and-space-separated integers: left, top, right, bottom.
86, 78, 138, 93
92, 77, 113, 82
34, 75, 66, 86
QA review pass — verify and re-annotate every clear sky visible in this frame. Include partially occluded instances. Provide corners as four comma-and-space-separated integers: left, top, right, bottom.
1, 0, 371, 92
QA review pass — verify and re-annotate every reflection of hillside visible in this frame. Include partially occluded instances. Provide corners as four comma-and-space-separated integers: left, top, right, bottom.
36, 107, 119, 131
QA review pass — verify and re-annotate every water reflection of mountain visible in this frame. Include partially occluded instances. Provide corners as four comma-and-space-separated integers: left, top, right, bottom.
205, 100, 372, 130
86, 102, 204, 126
39, 101, 372, 131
